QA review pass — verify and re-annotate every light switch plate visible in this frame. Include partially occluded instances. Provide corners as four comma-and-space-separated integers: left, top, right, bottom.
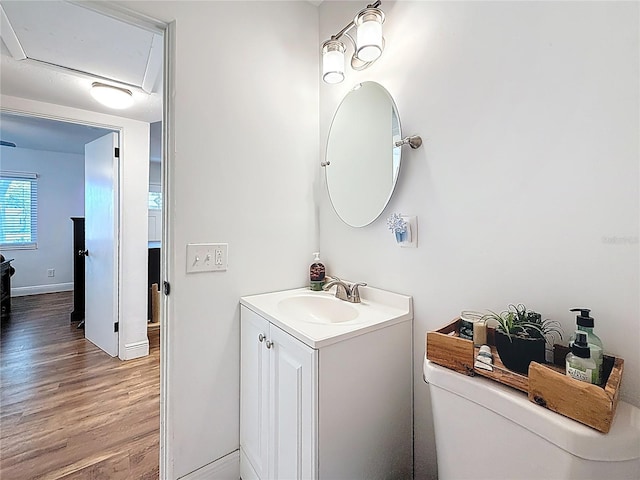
186, 243, 228, 273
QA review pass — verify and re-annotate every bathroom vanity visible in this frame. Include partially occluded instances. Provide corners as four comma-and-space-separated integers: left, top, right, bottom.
240, 286, 413, 480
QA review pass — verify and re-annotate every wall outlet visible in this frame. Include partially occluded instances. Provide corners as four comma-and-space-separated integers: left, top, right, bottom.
47, 268, 55, 277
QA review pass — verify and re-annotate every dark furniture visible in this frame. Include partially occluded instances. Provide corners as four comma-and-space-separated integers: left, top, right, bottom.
1, 258, 14, 318
70, 217, 85, 323
148, 242, 161, 321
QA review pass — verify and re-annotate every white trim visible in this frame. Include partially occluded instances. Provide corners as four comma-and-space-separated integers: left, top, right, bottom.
160, 20, 176, 480
142, 33, 163, 94
122, 339, 150, 360
0, 170, 38, 179
68, 0, 166, 34
0, 4, 26, 60
111, 130, 123, 360
11, 282, 73, 297
179, 451, 239, 480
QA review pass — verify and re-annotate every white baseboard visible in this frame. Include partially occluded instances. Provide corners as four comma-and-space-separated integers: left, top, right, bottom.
121, 339, 150, 360
179, 450, 239, 480
11, 282, 73, 297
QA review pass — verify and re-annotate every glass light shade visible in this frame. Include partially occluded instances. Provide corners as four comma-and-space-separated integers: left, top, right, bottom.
355, 10, 384, 63
322, 41, 346, 84
90, 82, 134, 109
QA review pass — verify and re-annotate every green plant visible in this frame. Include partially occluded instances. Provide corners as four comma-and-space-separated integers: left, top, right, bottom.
482, 303, 563, 345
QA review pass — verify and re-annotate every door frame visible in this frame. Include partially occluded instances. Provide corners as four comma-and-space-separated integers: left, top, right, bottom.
0, 102, 137, 350
79, 7, 176, 479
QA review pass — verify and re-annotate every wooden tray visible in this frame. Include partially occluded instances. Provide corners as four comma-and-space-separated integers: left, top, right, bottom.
426, 318, 624, 433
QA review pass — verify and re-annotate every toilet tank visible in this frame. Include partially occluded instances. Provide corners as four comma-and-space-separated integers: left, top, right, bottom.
423, 357, 640, 480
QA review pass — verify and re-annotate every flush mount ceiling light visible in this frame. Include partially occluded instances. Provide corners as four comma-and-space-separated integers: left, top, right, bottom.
321, 0, 385, 84
90, 82, 134, 109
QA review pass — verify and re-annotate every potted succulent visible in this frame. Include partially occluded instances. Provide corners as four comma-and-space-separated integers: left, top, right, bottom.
483, 304, 563, 375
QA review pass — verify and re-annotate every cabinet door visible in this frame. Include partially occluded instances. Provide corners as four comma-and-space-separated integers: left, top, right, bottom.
240, 307, 270, 480
269, 325, 318, 480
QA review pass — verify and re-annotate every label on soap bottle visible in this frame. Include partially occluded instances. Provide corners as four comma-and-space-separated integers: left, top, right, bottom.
566, 363, 593, 383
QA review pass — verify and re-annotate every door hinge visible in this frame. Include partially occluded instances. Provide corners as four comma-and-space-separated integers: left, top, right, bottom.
114, 322, 119, 333
114, 147, 120, 158
163, 281, 170, 295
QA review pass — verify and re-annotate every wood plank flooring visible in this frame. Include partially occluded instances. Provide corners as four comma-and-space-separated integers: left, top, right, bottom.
1, 292, 160, 479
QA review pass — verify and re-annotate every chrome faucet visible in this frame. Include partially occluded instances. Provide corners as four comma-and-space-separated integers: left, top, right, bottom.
323, 277, 367, 303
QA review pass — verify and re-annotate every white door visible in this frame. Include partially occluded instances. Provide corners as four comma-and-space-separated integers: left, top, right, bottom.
84, 133, 119, 357
269, 325, 317, 480
240, 307, 270, 480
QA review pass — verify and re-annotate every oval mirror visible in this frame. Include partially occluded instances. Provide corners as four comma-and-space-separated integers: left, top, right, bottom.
325, 82, 402, 227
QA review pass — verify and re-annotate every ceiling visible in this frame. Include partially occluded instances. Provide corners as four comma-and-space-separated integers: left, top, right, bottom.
0, 0, 163, 155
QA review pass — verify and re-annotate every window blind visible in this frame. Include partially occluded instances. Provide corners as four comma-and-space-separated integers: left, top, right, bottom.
0, 171, 38, 249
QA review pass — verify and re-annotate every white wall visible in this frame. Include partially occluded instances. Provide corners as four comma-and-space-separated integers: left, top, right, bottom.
1, 147, 84, 293
319, 2, 639, 479
1, 95, 151, 361
118, 2, 319, 478
149, 161, 161, 185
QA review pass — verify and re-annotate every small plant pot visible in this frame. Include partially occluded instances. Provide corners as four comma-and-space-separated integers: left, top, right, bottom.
494, 330, 546, 375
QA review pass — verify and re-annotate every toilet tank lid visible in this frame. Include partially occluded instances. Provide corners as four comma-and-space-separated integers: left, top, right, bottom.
423, 357, 640, 462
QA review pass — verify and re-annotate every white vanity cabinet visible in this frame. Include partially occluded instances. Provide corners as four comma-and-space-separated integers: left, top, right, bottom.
240, 306, 317, 480
240, 289, 413, 480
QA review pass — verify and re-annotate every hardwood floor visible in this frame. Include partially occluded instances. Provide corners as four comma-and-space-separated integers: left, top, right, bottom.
1, 292, 160, 479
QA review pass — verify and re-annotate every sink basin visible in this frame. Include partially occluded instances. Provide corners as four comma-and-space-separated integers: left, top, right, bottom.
241, 286, 412, 348
277, 294, 359, 324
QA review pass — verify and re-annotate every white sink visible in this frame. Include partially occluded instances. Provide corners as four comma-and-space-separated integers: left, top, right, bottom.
240, 286, 413, 348
277, 294, 360, 325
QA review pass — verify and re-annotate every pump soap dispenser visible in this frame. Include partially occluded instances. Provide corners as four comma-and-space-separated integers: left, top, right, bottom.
309, 252, 325, 291
569, 308, 604, 385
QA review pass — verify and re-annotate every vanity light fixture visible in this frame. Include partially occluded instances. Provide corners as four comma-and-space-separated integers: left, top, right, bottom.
90, 82, 134, 109
321, 0, 385, 84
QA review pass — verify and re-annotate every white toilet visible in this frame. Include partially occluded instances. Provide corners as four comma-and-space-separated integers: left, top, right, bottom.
423, 357, 640, 480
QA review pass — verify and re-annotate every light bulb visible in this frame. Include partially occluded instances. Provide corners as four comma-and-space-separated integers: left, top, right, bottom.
322, 40, 345, 84
90, 82, 134, 109
355, 9, 384, 63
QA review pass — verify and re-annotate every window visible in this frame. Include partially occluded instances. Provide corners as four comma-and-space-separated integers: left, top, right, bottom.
148, 192, 162, 210
148, 183, 162, 210
0, 171, 38, 249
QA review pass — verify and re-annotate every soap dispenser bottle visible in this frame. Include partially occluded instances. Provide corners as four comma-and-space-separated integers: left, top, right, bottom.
569, 308, 604, 385
309, 252, 325, 291
566, 330, 597, 384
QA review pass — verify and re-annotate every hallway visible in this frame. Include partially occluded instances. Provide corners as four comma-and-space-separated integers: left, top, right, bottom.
0, 292, 160, 479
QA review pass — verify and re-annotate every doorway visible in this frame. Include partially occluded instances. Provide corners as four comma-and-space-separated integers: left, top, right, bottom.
2, 103, 168, 476
0, 2, 172, 477
0, 107, 152, 358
